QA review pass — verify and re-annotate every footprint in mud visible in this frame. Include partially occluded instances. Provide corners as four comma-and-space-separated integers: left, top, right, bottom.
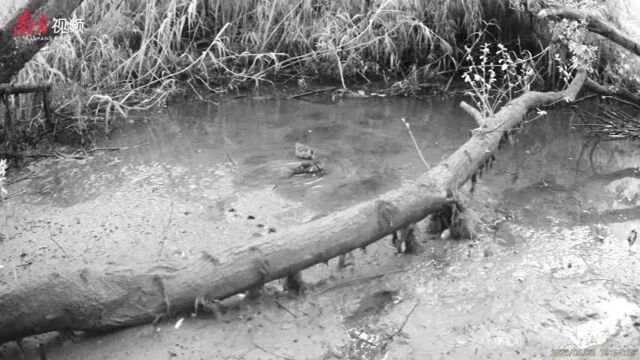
344, 289, 400, 326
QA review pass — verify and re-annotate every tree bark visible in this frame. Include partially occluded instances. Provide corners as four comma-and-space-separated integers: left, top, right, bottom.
0, 0, 85, 83
0, 71, 588, 343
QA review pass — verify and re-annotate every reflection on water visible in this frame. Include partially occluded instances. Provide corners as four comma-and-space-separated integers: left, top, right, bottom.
28, 97, 476, 211
24, 96, 640, 220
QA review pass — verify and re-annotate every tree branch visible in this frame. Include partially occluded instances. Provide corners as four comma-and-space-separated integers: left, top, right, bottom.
538, 8, 640, 57
459, 101, 486, 127
583, 78, 640, 106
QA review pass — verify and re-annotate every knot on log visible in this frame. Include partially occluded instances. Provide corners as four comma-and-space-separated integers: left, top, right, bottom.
375, 200, 401, 230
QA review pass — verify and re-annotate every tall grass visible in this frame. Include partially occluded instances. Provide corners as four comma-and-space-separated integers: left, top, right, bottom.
6, 0, 518, 144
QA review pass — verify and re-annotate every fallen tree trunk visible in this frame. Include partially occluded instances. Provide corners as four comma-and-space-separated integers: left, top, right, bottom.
0, 71, 588, 343
0, 0, 85, 83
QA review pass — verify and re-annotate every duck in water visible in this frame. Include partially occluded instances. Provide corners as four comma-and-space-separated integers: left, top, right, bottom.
292, 142, 323, 176
295, 142, 315, 160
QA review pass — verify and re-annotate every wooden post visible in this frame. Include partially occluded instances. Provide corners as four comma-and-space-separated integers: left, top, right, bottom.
0, 82, 52, 95
0, 82, 53, 137
41, 89, 52, 131
1, 95, 15, 152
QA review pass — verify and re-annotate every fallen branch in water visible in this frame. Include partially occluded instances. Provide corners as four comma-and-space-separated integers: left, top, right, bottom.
582, 78, 640, 108
0, 143, 148, 164
401, 117, 431, 170
288, 87, 338, 99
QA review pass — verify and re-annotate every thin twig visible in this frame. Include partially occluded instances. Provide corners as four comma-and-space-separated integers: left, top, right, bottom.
50, 234, 69, 257
86, 142, 149, 153
6, 171, 39, 185
604, 96, 640, 111
6, 189, 26, 199
288, 87, 337, 99
387, 299, 421, 341
401, 117, 430, 170
272, 299, 297, 318
580, 278, 633, 287
157, 202, 174, 262
225, 152, 237, 166
252, 342, 294, 360
86, 147, 122, 153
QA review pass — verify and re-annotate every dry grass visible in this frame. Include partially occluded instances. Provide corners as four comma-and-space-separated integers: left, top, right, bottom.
5, 0, 517, 145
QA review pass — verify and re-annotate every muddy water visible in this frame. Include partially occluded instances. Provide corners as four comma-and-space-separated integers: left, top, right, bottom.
0, 95, 639, 360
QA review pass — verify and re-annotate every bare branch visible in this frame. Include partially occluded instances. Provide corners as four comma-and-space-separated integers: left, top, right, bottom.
583, 78, 640, 107
460, 101, 486, 127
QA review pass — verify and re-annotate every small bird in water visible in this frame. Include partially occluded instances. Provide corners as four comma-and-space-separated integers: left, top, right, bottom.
295, 142, 315, 160
628, 229, 637, 248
